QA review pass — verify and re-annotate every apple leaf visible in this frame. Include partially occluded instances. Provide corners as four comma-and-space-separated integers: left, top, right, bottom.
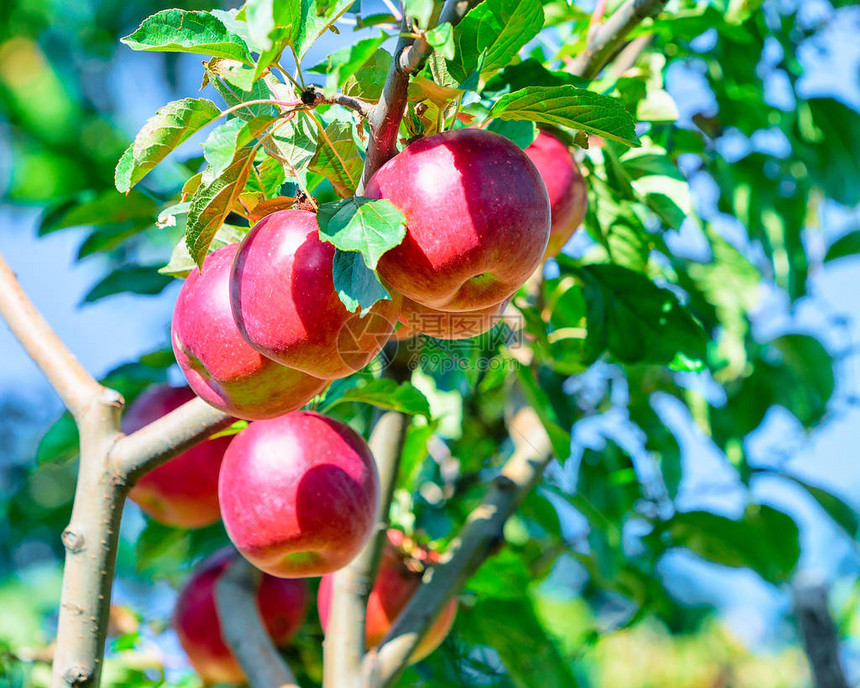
121, 9, 253, 64
332, 250, 392, 315
824, 230, 860, 263
115, 98, 222, 193
404, 0, 435, 29
40, 190, 158, 235
448, 0, 544, 82
656, 505, 800, 584
186, 147, 256, 267
309, 120, 364, 197
776, 472, 859, 539
82, 265, 173, 304
309, 32, 389, 92
486, 119, 537, 149
36, 413, 79, 465
491, 85, 640, 148
343, 49, 392, 100
203, 114, 278, 180
317, 197, 406, 270
425, 22, 455, 60
558, 261, 706, 368
322, 378, 432, 418
160, 225, 247, 278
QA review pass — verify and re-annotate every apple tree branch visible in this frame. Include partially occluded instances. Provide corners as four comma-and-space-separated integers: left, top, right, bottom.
216, 558, 300, 688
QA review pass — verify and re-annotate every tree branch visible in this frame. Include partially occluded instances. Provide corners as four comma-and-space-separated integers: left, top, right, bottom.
0, 251, 104, 420
357, 0, 474, 192
793, 575, 850, 688
364, 407, 552, 687
109, 397, 234, 482
323, 412, 409, 688
216, 558, 299, 688
568, 0, 668, 79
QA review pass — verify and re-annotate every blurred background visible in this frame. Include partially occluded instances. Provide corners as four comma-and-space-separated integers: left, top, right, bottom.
1, 0, 859, 686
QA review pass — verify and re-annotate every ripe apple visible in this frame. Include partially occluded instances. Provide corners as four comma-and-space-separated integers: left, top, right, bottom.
524, 129, 587, 258
174, 548, 307, 684
218, 411, 380, 578
366, 128, 550, 312
172, 244, 328, 420
398, 296, 510, 340
230, 209, 402, 380
317, 530, 457, 662
121, 385, 230, 528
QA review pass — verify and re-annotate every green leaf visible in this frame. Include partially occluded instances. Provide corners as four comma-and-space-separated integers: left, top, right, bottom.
309, 119, 364, 197
296, 0, 358, 59
778, 473, 859, 540
404, 0, 435, 28
799, 98, 860, 207
309, 32, 388, 92
425, 22, 455, 60
516, 366, 571, 461
36, 413, 78, 465
343, 49, 392, 99
449, 0, 544, 82
121, 9, 253, 64
322, 378, 432, 418
659, 505, 800, 584
485, 119, 537, 149
492, 85, 640, 148
824, 230, 860, 263
186, 147, 256, 266
40, 190, 157, 235
569, 263, 707, 367
83, 265, 173, 303
115, 98, 222, 193
464, 596, 581, 688
332, 250, 392, 314
317, 197, 406, 269
483, 58, 586, 96
202, 114, 278, 180
160, 225, 247, 278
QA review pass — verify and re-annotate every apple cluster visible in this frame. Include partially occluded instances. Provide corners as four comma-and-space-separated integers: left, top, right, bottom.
124, 127, 585, 683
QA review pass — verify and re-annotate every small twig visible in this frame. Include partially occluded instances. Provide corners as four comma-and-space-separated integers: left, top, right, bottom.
364, 407, 553, 687
568, 0, 669, 79
0, 252, 104, 420
216, 558, 300, 688
306, 86, 375, 118
793, 575, 850, 688
323, 412, 409, 688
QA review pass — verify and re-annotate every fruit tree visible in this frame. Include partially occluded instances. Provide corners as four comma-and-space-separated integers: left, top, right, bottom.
0, 1, 858, 688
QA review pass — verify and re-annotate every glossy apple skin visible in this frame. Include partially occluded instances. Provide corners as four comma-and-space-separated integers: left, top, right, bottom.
174, 548, 308, 684
525, 130, 587, 258
318, 530, 457, 662
121, 385, 230, 528
398, 296, 510, 340
366, 129, 550, 312
230, 209, 402, 380
219, 411, 380, 578
172, 244, 328, 420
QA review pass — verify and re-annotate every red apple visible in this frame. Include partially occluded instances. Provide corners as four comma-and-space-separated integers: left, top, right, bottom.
366, 128, 550, 312
121, 385, 230, 528
174, 548, 307, 684
230, 209, 402, 380
218, 411, 380, 578
398, 296, 511, 340
525, 129, 587, 258
172, 244, 328, 420
318, 530, 457, 662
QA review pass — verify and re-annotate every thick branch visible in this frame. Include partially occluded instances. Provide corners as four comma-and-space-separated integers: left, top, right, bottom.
358, 0, 473, 192
324, 412, 409, 688
0, 251, 104, 419
216, 558, 299, 688
109, 397, 234, 482
568, 0, 668, 79
793, 576, 850, 688
364, 408, 552, 687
